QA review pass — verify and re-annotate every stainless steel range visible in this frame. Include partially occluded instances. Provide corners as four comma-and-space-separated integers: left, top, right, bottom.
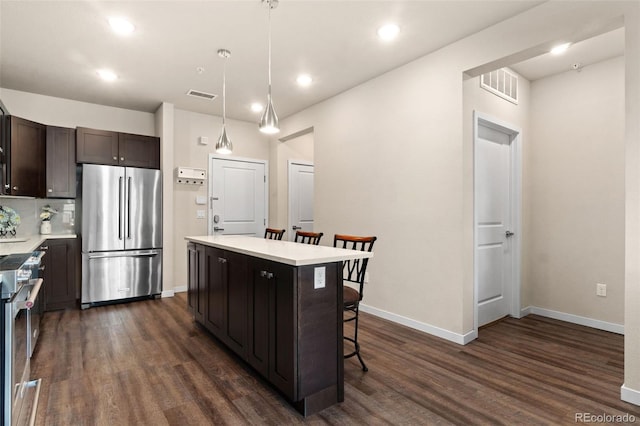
1, 251, 45, 426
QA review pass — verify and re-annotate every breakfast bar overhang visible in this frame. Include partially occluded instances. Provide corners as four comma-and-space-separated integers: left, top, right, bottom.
185, 235, 373, 416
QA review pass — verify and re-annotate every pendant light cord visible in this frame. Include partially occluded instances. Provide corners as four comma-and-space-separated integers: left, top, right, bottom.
222, 56, 227, 125
267, 1, 272, 98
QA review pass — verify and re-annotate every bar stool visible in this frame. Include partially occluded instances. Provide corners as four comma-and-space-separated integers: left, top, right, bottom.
264, 228, 286, 240
294, 230, 323, 245
334, 234, 377, 371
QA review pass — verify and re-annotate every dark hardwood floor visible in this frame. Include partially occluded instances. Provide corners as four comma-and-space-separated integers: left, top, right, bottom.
32, 293, 640, 425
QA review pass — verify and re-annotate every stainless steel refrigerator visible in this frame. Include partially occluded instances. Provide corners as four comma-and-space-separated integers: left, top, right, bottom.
80, 164, 162, 308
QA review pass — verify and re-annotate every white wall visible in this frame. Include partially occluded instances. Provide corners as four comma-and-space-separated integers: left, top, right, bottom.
171, 108, 270, 289
527, 57, 625, 325
278, 2, 640, 347
0, 88, 155, 135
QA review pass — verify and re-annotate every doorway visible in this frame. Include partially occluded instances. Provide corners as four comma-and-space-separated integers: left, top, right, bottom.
474, 111, 522, 330
208, 155, 268, 236
287, 161, 315, 241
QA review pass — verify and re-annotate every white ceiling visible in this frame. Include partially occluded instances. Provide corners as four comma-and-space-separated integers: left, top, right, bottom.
0, 1, 624, 124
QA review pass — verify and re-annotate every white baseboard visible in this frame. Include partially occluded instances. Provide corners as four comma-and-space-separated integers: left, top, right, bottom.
621, 384, 640, 406
521, 306, 624, 335
174, 285, 188, 293
359, 304, 472, 345
161, 289, 175, 298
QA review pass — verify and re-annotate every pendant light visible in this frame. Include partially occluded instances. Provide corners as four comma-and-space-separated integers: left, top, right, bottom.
259, 0, 279, 134
216, 49, 233, 154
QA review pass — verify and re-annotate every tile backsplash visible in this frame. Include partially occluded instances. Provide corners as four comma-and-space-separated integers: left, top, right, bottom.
0, 197, 76, 237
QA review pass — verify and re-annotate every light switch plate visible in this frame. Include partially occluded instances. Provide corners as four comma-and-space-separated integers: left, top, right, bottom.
196, 210, 206, 219
196, 196, 207, 205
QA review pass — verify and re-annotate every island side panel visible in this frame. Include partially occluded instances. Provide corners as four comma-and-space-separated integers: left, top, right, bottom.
295, 261, 342, 415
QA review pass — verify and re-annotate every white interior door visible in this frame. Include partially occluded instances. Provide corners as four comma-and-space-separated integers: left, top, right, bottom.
288, 162, 314, 241
475, 114, 521, 328
209, 156, 267, 236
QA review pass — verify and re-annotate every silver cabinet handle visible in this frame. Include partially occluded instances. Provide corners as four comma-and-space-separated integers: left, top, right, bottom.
214, 227, 225, 231
121, 157, 125, 161
218, 257, 227, 264
505, 231, 515, 238
113, 156, 117, 160
48, 188, 53, 193
260, 270, 273, 279
12, 186, 18, 191
292, 226, 302, 230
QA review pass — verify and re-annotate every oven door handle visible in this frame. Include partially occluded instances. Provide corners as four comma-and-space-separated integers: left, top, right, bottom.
18, 278, 43, 310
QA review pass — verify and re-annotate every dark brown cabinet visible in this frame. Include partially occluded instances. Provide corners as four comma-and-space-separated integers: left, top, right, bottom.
76, 127, 160, 169
187, 242, 206, 324
42, 238, 78, 311
1, 116, 46, 197
247, 258, 295, 399
187, 242, 343, 416
46, 126, 76, 198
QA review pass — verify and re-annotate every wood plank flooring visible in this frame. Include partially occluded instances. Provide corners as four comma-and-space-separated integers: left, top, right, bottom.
32, 293, 640, 425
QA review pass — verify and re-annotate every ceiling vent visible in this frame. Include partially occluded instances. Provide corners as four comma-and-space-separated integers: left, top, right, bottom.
480, 68, 518, 104
186, 89, 217, 101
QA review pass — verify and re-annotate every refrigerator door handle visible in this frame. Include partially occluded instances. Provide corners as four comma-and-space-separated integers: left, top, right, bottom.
118, 176, 124, 240
127, 176, 132, 239
87, 250, 161, 259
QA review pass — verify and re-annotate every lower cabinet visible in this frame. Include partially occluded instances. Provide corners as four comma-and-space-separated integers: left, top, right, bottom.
42, 238, 78, 311
187, 242, 342, 415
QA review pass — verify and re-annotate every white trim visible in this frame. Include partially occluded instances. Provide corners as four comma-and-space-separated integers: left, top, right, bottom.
173, 285, 188, 293
473, 111, 523, 336
359, 304, 473, 345
522, 305, 624, 335
621, 384, 640, 406
208, 154, 269, 236
161, 289, 175, 298
287, 160, 314, 241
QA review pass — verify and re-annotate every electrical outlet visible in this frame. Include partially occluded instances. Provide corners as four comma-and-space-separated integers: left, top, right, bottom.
596, 283, 607, 297
196, 210, 206, 219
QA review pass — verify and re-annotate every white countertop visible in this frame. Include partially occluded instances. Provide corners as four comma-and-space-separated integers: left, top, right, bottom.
0, 234, 77, 256
185, 235, 373, 266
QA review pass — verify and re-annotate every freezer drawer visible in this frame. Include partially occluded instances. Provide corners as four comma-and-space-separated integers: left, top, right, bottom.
81, 250, 162, 305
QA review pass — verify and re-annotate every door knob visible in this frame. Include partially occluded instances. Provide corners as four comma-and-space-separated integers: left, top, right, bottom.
505, 231, 515, 238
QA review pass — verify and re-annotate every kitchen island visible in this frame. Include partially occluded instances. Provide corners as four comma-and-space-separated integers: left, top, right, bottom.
185, 235, 373, 416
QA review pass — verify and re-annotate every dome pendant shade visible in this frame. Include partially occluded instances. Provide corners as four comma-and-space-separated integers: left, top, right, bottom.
259, 95, 279, 134
259, 0, 280, 134
216, 126, 232, 154
216, 48, 233, 154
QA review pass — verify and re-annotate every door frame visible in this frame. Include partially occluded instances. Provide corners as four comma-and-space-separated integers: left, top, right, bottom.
287, 160, 314, 241
208, 154, 269, 236
473, 111, 522, 336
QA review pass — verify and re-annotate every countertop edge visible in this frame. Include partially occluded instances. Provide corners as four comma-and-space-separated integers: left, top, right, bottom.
0, 234, 77, 256
185, 235, 373, 266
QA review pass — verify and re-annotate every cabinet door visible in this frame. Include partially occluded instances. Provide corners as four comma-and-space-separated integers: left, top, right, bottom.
247, 259, 296, 398
187, 243, 207, 323
118, 133, 160, 169
205, 246, 226, 337
76, 127, 119, 165
43, 239, 78, 311
9, 116, 46, 197
225, 250, 247, 356
46, 126, 76, 198
247, 260, 271, 377
267, 261, 296, 399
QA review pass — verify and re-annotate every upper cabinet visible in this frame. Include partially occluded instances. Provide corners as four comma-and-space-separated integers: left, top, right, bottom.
46, 125, 77, 198
77, 127, 160, 169
1, 116, 46, 197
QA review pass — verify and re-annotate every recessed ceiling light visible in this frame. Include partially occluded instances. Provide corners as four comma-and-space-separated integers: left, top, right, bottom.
550, 43, 571, 55
108, 17, 135, 35
251, 103, 264, 113
377, 23, 400, 41
296, 74, 313, 87
97, 69, 118, 82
